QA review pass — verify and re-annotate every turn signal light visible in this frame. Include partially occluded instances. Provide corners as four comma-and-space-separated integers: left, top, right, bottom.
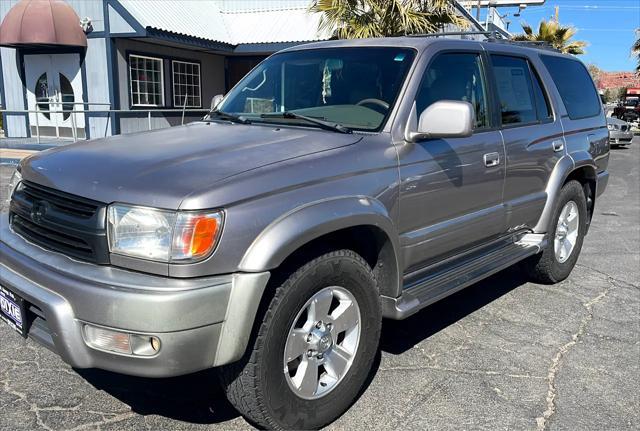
172, 212, 223, 261
83, 324, 161, 356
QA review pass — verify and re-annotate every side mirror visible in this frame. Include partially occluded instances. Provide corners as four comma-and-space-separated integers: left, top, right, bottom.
406, 100, 475, 142
210, 94, 224, 110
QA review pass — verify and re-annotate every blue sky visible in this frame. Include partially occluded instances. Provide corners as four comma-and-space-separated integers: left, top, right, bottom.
481, 0, 639, 71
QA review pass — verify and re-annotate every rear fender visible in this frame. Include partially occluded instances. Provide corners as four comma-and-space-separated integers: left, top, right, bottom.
534, 152, 597, 233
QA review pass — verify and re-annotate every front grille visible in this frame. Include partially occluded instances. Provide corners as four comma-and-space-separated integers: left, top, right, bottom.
9, 181, 109, 264
21, 181, 98, 218
11, 214, 95, 260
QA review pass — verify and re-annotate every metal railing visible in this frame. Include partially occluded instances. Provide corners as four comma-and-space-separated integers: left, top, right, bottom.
0, 101, 209, 144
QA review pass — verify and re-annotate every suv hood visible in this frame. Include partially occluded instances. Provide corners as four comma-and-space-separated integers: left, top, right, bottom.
20, 122, 361, 209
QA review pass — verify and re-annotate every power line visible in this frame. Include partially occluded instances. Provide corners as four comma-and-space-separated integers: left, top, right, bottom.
524, 5, 640, 11
577, 28, 638, 32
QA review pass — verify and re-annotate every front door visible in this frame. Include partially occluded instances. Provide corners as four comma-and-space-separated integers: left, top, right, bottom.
24, 53, 85, 139
398, 51, 506, 273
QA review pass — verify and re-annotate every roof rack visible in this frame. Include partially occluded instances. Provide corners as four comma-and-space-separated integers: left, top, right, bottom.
485, 38, 562, 52
407, 30, 502, 39
406, 31, 562, 53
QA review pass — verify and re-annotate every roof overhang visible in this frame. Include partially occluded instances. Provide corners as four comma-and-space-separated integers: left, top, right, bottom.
0, 0, 87, 49
145, 28, 234, 52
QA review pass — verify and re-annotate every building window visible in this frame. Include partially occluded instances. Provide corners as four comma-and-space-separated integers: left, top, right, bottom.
172, 60, 201, 107
129, 54, 164, 107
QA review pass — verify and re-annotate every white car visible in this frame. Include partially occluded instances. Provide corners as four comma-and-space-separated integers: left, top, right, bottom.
607, 117, 634, 147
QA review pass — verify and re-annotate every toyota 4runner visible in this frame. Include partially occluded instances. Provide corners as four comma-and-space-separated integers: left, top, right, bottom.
1, 37, 609, 429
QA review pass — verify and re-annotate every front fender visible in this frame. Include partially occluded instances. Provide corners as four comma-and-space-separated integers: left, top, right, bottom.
238, 196, 401, 291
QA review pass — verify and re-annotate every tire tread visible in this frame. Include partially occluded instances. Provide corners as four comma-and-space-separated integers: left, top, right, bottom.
522, 180, 587, 284
219, 249, 375, 430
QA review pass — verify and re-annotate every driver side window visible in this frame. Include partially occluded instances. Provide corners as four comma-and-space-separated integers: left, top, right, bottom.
415, 52, 489, 129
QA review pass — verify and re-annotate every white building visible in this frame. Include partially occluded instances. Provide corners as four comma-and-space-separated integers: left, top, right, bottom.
0, 0, 483, 140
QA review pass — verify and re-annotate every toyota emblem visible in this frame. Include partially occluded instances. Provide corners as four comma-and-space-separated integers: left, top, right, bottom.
30, 201, 47, 224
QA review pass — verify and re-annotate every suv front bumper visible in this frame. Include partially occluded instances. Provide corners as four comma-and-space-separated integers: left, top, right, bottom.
0, 213, 269, 378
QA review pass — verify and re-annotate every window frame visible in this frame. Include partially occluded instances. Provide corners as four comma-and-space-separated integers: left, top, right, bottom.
540, 54, 602, 121
129, 54, 165, 108
171, 59, 202, 108
527, 60, 555, 124
488, 53, 545, 130
413, 49, 496, 133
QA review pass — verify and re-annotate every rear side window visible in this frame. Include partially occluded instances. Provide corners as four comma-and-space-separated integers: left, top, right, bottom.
531, 68, 552, 120
541, 55, 601, 120
490, 55, 537, 125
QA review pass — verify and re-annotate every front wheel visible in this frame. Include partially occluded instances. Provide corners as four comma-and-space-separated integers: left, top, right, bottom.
219, 250, 381, 430
522, 180, 587, 283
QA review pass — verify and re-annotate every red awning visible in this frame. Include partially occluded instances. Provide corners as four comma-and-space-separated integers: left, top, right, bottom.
0, 0, 87, 48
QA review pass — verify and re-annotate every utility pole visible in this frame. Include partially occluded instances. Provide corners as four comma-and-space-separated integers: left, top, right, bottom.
554, 5, 559, 22
477, 0, 481, 21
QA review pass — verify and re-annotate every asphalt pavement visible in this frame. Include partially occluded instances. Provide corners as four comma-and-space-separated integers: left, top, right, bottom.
0, 138, 638, 431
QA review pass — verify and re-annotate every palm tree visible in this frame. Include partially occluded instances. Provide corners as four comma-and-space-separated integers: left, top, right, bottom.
512, 20, 587, 55
309, 0, 468, 39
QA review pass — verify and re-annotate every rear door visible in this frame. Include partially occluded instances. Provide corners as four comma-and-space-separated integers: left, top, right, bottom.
540, 55, 609, 174
397, 49, 506, 272
486, 51, 565, 230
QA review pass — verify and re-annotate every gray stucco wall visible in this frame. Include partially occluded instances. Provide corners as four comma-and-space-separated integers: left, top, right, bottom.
84, 38, 112, 138
114, 38, 226, 111
67, 0, 105, 32
113, 38, 225, 135
1, 2, 28, 137
0, 47, 27, 137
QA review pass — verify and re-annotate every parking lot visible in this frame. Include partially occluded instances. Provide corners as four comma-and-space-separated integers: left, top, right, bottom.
0, 138, 638, 431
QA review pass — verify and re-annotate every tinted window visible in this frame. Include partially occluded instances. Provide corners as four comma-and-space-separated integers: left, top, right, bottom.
491, 55, 537, 125
531, 67, 552, 120
541, 55, 601, 119
416, 53, 489, 129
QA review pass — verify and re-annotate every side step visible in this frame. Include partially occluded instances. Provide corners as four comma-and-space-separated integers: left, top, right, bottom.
381, 233, 546, 320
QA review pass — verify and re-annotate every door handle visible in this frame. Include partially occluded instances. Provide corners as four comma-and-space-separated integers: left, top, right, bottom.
552, 139, 564, 152
483, 152, 500, 167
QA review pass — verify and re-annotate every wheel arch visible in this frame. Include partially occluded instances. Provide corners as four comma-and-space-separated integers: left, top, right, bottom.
534, 153, 597, 233
239, 196, 402, 298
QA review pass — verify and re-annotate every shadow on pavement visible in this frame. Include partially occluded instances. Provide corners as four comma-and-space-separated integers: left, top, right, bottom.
75, 266, 528, 425
380, 266, 528, 355
77, 367, 240, 424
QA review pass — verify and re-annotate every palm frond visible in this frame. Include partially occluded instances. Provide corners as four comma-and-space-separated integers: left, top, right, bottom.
511, 19, 587, 55
310, 0, 468, 39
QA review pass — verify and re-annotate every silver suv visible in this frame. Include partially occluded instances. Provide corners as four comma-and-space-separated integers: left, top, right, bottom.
1, 37, 609, 429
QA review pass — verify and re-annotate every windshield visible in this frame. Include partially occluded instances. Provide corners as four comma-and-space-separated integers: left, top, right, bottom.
624, 98, 638, 107
218, 47, 416, 131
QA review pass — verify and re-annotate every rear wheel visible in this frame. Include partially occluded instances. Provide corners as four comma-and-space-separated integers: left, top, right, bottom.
219, 250, 381, 430
522, 180, 587, 283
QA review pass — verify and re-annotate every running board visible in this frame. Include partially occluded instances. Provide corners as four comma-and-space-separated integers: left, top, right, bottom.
381, 233, 546, 320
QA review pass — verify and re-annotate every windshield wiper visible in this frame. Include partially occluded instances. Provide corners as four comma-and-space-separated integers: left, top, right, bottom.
206, 110, 251, 124
260, 112, 352, 134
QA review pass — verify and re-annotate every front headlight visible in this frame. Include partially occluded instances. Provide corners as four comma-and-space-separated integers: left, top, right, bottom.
107, 204, 223, 263
607, 124, 615, 131
5, 169, 22, 205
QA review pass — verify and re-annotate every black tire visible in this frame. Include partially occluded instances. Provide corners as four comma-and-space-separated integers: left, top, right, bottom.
522, 180, 588, 284
219, 250, 381, 430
